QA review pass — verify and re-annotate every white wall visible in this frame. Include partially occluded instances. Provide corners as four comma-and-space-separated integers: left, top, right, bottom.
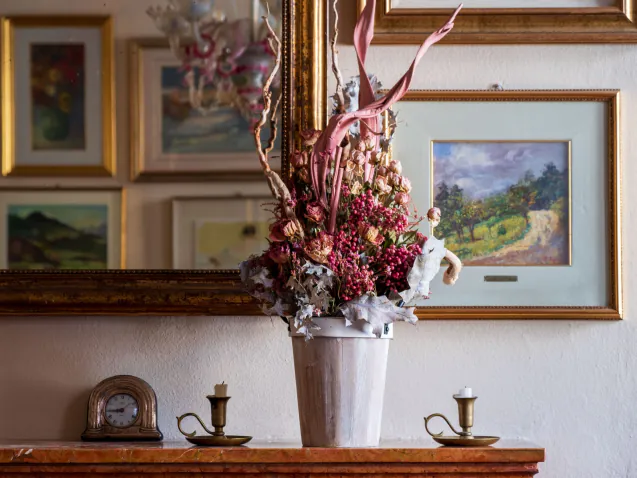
1, 2, 636, 478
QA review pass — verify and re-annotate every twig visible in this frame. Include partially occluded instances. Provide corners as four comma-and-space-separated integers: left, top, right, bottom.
254, 4, 282, 173
331, 0, 345, 112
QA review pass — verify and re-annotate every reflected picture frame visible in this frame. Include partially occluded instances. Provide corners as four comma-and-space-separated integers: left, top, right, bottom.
1, 16, 115, 176
357, 0, 637, 44
0, 187, 125, 270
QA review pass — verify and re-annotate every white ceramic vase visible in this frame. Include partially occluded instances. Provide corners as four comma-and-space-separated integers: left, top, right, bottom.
290, 317, 392, 447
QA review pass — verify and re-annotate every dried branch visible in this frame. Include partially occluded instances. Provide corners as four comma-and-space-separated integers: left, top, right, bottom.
254, 4, 282, 173
331, 0, 345, 112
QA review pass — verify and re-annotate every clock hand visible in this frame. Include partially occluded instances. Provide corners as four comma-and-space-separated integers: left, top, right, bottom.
106, 408, 125, 413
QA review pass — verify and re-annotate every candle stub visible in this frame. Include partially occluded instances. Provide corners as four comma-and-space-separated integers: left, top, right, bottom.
456, 387, 473, 398
214, 382, 228, 397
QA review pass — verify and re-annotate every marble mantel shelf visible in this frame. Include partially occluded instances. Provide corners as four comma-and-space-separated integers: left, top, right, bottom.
0, 440, 545, 476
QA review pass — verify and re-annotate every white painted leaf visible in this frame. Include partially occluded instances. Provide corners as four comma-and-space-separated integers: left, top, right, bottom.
340, 294, 417, 337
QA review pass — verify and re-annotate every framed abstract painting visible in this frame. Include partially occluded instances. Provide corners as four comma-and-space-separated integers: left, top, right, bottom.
130, 40, 280, 181
172, 196, 271, 269
1, 17, 115, 176
388, 90, 621, 319
0, 188, 124, 269
358, 0, 637, 44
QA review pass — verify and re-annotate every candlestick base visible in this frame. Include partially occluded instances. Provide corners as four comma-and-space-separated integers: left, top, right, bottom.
432, 435, 500, 447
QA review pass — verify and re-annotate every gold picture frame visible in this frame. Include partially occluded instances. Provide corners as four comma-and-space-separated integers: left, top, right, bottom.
1, 16, 115, 176
357, 0, 637, 44
381, 90, 621, 320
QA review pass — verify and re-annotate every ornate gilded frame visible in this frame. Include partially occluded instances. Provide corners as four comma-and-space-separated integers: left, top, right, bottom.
1, 16, 116, 176
391, 90, 622, 320
357, 0, 637, 44
0, 0, 322, 316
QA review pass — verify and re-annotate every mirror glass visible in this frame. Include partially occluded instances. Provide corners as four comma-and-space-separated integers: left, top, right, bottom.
0, 0, 283, 271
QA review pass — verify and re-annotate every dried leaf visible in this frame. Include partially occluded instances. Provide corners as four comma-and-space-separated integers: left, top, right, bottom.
399, 236, 447, 304
261, 299, 289, 317
340, 294, 417, 338
251, 268, 274, 288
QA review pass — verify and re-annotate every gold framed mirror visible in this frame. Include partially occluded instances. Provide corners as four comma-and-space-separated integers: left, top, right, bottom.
0, 0, 328, 316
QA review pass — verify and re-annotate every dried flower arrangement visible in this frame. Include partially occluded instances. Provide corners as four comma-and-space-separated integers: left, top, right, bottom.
241, 0, 464, 337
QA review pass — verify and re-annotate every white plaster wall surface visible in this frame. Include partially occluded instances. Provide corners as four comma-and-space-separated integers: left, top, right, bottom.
1, 2, 637, 478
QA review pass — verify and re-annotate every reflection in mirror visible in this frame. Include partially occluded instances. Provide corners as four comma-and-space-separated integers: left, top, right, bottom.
0, 0, 283, 272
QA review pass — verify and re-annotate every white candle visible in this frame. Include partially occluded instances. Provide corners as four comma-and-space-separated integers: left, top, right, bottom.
456, 387, 473, 398
214, 382, 228, 397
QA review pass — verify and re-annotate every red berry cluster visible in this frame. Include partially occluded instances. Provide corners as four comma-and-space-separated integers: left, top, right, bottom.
375, 243, 422, 295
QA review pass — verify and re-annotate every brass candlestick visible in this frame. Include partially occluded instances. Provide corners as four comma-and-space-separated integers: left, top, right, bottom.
177, 395, 252, 446
424, 393, 500, 447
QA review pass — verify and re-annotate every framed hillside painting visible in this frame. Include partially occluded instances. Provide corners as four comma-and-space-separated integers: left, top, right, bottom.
1, 17, 115, 176
358, 0, 637, 44
129, 40, 281, 181
0, 188, 124, 269
388, 90, 621, 320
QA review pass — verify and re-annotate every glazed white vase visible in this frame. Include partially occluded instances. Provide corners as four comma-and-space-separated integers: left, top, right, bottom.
290, 317, 392, 447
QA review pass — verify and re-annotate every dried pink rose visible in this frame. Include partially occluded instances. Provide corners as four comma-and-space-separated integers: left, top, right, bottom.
356, 139, 367, 152
283, 220, 301, 240
352, 150, 366, 166
305, 233, 334, 264
363, 134, 376, 151
290, 150, 308, 168
389, 160, 402, 175
300, 129, 322, 146
268, 243, 290, 264
358, 223, 383, 245
395, 176, 412, 193
376, 165, 388, 177
427, 207, 441, 222
394, 191, 410, 206
305, 202, 326, 223
388, 172, 400, 186
268, 222, 287, 242
374, 175, 392, 195
350, 181, 363, 196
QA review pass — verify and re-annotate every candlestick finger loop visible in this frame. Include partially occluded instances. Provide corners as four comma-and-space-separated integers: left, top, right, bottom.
424, 413, 463, 438
176, 413, 215, 438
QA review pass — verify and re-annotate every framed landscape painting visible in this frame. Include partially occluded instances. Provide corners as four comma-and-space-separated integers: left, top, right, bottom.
388, 90, 621, 320
172, 196, 271, 269
0, 188, 124, 269
1, 17, 115, 176
357, 0, 637, 44
130, 40, 280, 181
432, 141, 571, 266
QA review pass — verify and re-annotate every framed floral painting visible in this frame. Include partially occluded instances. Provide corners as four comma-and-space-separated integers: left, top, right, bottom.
1, 17, 115, 176
387, 90, 621, 319
172, 196, 271, 269
130, 40, 280, 181
0, 188, 124, 269
358, 0, 637, 44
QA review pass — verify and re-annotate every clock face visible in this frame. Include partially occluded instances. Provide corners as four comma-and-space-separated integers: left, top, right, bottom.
104, 394, 139, 428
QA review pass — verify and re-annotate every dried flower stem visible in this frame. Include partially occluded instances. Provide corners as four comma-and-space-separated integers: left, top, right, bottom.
331, 0, 345, 112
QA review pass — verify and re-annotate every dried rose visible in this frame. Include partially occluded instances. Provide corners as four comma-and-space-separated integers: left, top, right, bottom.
374, 175, 392, 195
394, 191, 410, 206
305, 233, 334, 264
283, 220, 301, 240
268, 243, 290, 264
356, 139, 367, 152
389, 160, 402, 175
395, 176, 412, 193
351, 150, 366, 166
427, 207, 441, 223
376, 165, 388, 177
268, 222, 287, 242
370, 151, 383, 165
300, 129, 322, 146
305, 202, 325, 223
290, 150, 308, 168
350, 181, 363, 196
388, 172, 400, 186
297, 167, 310, 183
363, 134, 376, 151
358, 224, 383, 245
